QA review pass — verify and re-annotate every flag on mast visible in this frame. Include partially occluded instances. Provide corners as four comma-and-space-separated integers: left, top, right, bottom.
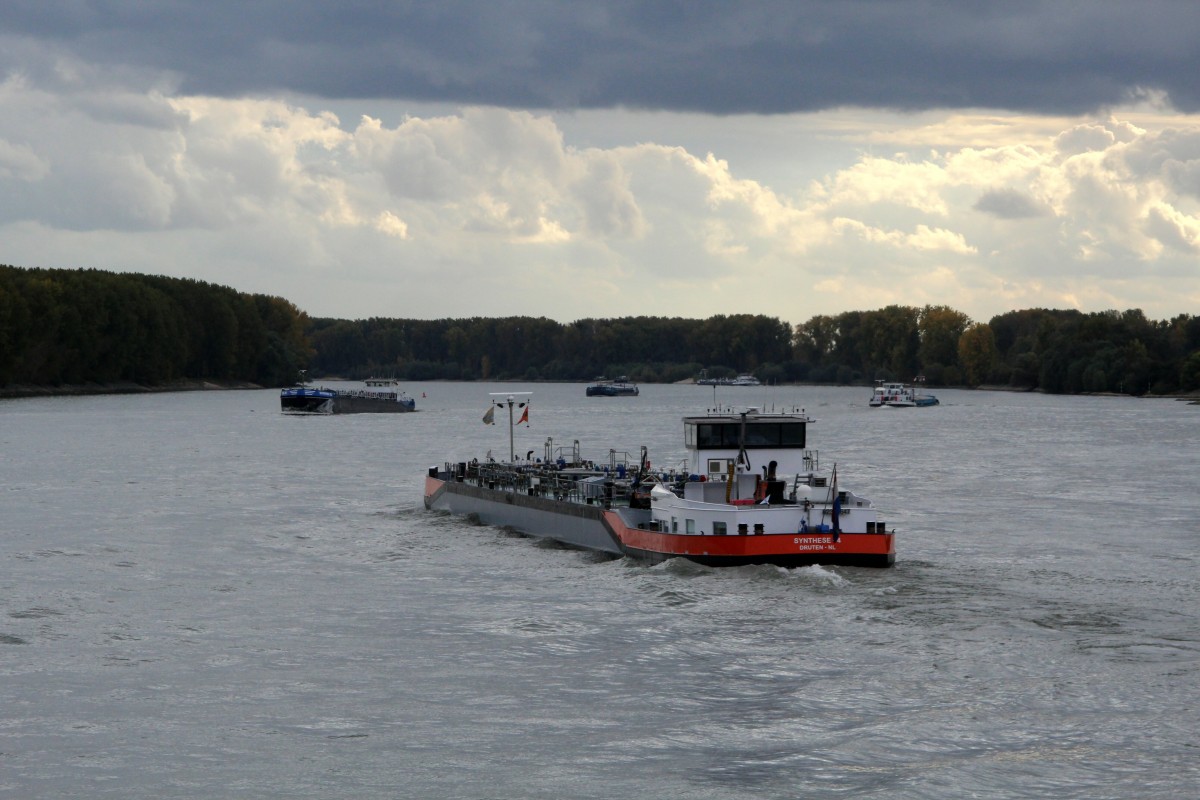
482, 405, 495, 425
516, 405, 529, 426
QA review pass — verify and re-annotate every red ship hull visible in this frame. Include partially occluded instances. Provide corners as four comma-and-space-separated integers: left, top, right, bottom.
604, 509, 894, 567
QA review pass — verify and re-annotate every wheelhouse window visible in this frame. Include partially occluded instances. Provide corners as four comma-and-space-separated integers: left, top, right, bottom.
779, 423, 806, 446
688, 422, 806, 449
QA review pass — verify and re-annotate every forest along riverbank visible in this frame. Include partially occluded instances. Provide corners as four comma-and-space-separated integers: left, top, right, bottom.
0, 380, 265, 399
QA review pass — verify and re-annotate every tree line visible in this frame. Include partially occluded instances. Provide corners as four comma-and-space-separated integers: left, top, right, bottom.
306, 314, 795, 384
3, 265, 1198, 395
0, 265, 310, 389
311, 304, 1200, 394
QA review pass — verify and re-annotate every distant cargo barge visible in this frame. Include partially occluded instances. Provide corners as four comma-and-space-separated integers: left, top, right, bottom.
280, 385, 416, 414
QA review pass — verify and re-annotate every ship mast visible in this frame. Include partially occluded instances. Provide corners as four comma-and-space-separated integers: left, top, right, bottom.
489, 392, 532, 461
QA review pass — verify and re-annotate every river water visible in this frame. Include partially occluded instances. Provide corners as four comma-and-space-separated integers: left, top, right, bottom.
2, 382, 1197, 799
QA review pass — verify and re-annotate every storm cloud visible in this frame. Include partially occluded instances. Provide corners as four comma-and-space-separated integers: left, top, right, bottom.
4, 1, 1200, 114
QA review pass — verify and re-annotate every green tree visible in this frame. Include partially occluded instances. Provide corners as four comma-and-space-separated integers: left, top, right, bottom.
792, 315, 838, 367
859, 305, 920, 379
958, 323, 998, 386
1180, 351, 1200, 391
918, 305, 971, 377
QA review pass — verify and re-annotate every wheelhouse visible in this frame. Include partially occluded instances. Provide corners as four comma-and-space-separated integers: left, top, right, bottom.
682, 407, 815, 478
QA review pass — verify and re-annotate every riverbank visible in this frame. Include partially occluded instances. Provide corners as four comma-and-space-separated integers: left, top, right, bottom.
4, 379, 1195, 403
0, 380, 265, 399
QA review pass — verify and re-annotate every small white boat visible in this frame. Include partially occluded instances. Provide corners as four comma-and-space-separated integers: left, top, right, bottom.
869, 380, 939, 408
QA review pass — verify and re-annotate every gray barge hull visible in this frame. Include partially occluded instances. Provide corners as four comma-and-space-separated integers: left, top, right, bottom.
424, 477, 647, 556
331, 395, 414, 413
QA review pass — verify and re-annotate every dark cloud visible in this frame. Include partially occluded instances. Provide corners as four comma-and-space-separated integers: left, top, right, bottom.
3, 1, 1200, 113
974, 189, 1049, 220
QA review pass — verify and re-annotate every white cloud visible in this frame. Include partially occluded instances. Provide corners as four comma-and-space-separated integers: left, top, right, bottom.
821, 156, 951, 216
1144, 203, 1200, 253
908, 224, 977, 254
1055, 122, 1118, 155
374, 211, 409, 239
0, 138, 48, 181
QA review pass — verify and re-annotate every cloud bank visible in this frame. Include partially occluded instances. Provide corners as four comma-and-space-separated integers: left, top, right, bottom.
2, 64, 1199, 322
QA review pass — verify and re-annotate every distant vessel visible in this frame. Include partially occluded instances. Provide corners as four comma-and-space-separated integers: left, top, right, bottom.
364, 377, 399, 387
281, 381, 416, 414
869, 380, 939, 408
425, 400, 894, 568
696, 371, 761, 387
586, 377, 639, 397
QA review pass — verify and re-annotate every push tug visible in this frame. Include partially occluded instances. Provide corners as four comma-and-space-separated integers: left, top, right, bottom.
424, 400, 894, 568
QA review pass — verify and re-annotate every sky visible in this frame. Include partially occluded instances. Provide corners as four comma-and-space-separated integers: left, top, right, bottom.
2, 2, 1200, 326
